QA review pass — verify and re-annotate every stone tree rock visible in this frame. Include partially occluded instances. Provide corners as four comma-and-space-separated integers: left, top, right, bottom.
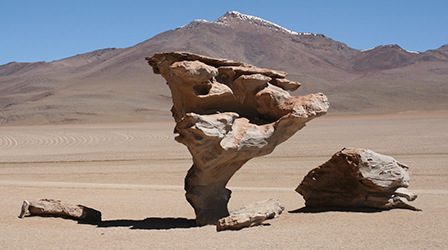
296, 148, 420, 211
146, 52, 329, 225
18, 199, 102, 222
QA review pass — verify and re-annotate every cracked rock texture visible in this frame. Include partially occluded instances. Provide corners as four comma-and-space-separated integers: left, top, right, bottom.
146, 52, 329, 225
296, 148, 419, 211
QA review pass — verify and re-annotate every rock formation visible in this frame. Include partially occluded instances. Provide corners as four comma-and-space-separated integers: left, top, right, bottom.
19, 199, 102, 222
146, 52, 329, 225
296, 148, 420, 211
216, 199, 284, 231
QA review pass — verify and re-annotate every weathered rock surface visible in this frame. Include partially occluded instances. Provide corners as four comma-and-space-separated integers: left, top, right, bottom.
18, 199, 102, 222
146, 52, 329, 225
296, 148, 420, 210
216, 199, 284, 231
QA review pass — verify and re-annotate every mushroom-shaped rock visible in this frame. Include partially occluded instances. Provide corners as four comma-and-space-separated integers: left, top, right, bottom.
296, 148, 420, 211
146, 52, 329, 225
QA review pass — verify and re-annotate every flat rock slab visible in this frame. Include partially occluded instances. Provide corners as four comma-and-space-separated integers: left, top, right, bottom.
296, 148, 420, 211
19, 199, 102, 222
216, 199, 284, 231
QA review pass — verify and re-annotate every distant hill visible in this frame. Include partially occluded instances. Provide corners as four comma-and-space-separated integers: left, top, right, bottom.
1, 11, 447, 126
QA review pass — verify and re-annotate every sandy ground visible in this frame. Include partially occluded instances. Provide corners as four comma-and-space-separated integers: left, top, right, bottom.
1, 114, 447, 249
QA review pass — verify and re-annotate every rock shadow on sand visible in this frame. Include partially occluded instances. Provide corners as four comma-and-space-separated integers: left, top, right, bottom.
289, 206, 385, 214
81, 217, 197, 230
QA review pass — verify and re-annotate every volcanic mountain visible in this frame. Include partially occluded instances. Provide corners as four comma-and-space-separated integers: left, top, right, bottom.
1, 11, 447, 126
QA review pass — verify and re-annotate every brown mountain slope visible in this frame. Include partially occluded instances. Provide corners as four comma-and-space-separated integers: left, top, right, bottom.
349, 45, 417, 71
1, 11, 447, 126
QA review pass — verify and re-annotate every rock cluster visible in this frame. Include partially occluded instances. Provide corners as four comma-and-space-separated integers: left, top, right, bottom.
296, 148, 419, 211
146, 52, 329, 225
18, 199, 102, 222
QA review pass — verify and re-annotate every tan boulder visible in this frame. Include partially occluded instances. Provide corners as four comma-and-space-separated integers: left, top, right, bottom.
296, 148, 420, 211
146, 52, 329, 225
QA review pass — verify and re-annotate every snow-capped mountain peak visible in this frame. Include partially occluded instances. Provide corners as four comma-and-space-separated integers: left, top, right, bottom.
177, 11, 317, 36
216, 11, 316, 36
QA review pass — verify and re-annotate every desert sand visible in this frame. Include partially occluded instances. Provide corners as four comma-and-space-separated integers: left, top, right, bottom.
1, 113, 447, 249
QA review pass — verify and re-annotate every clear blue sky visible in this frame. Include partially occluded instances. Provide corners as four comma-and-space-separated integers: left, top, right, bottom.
1, 0, 447, 65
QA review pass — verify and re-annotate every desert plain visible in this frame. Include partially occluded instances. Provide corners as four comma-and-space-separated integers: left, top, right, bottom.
1, 112, 447, 249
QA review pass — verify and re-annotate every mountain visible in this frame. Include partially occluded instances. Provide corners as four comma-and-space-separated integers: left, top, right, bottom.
1, 11, 447, 126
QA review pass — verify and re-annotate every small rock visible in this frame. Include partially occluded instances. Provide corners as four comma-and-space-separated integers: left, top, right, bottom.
18, 199, 102, 222
216, 199, 284, 231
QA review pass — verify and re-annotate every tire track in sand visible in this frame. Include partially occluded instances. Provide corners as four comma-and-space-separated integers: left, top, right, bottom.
0, 128, 172, 153
0, 134, 19, 149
